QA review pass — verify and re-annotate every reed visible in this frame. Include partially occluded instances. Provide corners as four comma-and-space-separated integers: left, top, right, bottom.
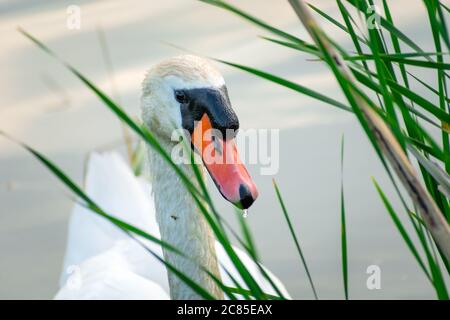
201, 0, 450, 299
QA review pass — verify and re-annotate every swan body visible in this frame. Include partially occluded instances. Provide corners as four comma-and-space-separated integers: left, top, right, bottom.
55, 152, 289, 299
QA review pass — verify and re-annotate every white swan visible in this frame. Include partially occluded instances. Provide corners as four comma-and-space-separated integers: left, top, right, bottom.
56, 55, 290, 300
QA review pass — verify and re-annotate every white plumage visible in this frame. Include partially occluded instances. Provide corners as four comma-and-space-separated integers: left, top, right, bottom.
55, 151, 290, 300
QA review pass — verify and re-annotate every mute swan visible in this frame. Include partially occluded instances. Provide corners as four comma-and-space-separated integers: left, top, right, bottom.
56, 55, 290, 300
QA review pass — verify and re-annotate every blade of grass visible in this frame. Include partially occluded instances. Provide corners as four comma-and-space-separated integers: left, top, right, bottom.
130, 235, 217, 299
231, 209, 287, 299
365, 13, 403, 148
407, 70, 450, 104
373, 178, 449, 299
226, 287, 284, 300
372, 178, 431, 280
423, 0, 450, 174
96, 25, 134, 163
272, 179, 318, 299
436, 1, 450, 50
260, 36, 320, 56
408, 145, 450, 198
309, 2, 366, 44
386, 79, 450, 125
347, 55, 450, 69
199, 0, 308, 45
340, 136, 348, 300
235, 208, 259, 261
216, 59, 351, 112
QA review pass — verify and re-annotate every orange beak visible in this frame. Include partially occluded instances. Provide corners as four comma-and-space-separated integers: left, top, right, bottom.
191, 114, 258, 209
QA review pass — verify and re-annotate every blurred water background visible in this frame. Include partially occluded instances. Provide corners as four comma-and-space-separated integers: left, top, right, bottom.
0, 0, 444, 299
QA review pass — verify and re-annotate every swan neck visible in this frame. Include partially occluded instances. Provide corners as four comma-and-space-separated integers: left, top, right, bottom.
147, 140, 223, 299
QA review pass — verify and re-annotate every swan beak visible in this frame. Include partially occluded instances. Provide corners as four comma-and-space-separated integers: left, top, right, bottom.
191, 114, 259, 209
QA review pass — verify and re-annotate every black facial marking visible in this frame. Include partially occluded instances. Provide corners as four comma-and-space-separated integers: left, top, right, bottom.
177, 85, 239, 139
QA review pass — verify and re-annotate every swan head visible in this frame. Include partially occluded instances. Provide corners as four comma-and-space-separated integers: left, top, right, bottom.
141, 55, 258, 209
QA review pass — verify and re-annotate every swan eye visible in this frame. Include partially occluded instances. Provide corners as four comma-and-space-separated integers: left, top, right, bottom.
174, 90, 188, 104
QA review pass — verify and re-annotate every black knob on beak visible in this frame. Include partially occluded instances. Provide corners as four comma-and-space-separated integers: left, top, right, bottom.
239, 184, 255, 209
